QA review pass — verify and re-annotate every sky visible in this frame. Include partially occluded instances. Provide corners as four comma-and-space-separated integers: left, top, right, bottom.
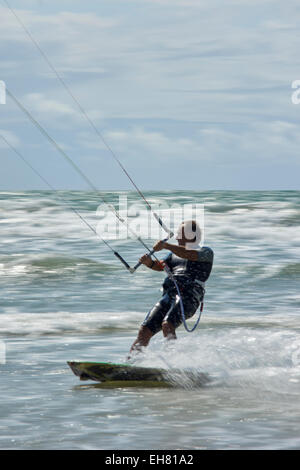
0, 0, 300, 190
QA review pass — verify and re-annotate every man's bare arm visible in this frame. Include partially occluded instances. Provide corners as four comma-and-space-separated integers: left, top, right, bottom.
139, 254, 164, 271
153, 241, 199, 261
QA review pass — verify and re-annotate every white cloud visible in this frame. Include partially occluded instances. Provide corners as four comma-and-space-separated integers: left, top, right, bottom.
84, 126, 204, 164
24, 93, 75, 117
99, 120, 300, 169
0, 129, 20, 149
0, 6, 117, 36
0, 5, 120, 75
1, 0, 300, 188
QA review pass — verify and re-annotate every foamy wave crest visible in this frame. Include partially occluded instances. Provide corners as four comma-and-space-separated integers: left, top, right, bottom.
0, 311, 143, 336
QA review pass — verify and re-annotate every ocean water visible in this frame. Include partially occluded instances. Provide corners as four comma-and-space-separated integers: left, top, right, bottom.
0, 190, 300, 450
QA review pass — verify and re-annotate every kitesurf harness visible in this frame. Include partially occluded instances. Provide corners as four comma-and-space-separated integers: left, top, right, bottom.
0, 0, 204, 331
162, 263, 205, 332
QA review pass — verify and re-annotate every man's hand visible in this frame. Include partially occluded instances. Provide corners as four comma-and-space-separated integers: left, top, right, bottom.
138, 254, 164, 271
139, 254, 153, 267
152, 240, 166, 252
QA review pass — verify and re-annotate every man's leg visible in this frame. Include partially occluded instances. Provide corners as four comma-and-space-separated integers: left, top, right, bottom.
162, 293, 198, 340
129, 326, 153, 354
129, 293, 172, 356
161, 320, 177, 340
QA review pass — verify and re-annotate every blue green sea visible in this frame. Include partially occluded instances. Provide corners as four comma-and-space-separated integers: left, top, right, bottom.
0, 190, 300, 449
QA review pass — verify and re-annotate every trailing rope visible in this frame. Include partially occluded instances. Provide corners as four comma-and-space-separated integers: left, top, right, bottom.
6, 88, 158, 270
0, 132, 132, 271
2, 1, 203, 331
2, 0, 173, 240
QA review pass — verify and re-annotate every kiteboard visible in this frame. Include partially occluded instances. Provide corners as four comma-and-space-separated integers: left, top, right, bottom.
67, 361, 209, 388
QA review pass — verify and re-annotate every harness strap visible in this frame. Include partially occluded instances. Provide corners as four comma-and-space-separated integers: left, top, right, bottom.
162, 262, 204, 333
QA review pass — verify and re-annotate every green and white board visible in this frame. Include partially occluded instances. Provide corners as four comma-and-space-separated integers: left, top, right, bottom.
67, 361, 209, 388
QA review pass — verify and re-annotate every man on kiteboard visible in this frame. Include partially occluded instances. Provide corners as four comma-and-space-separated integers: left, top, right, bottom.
129, 220, 213, 355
